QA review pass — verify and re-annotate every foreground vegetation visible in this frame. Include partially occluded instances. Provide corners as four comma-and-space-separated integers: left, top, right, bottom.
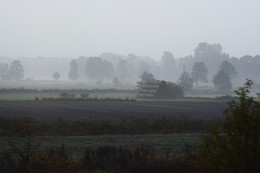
197, 80, 260, 172
0, 144, 199, 173
0, 134, 200, 159
0, 118, 202, 173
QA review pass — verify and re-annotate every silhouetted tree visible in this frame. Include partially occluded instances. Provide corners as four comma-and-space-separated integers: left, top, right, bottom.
137, 71, 155, 87
99, 52, 124, 66
161, 51, 177, 81
178, 55, 194, 75
85, 57, 113, 82
194, 42, 229, 78
53, 72, 60, 81
77, 56, 88, 79
68, 59, 79, 81
127, 53, 140, 81
115, 60, 131, 83
127, 53, 137, 60
0, 63, 9, 80
178, 71, 193, 92
219, 60, 237, 79
252, 55, 260, 81
112, 76, 120, 87
7, 60, 24, 80
138, 61, 150, 75
198, 80, 260, 173
161, 82, 184, 98
191, 62, 208, 87
213, 70, 232, 93
237, 55, 254, 80
140, 71, 155, 82
228, 55, 260, 84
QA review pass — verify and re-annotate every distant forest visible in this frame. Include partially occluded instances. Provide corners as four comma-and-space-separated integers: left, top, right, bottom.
0, 42, 260, 90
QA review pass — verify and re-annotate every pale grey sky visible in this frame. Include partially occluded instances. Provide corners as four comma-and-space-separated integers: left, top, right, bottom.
0, 0, 259, 59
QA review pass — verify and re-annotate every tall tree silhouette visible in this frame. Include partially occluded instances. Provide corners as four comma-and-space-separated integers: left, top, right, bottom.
68, 59, 79, 81
191, 62, 208, 87
8, 60, 24, 80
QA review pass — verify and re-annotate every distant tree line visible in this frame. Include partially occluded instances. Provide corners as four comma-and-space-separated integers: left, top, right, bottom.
66, 42, 259, 94
1, 42, 259, 94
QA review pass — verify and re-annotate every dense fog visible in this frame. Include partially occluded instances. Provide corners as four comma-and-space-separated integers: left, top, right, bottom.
0, 1, 260, 92
0, 2, 259, 172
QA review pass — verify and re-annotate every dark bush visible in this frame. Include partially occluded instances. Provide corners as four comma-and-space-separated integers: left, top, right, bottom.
155, 82, 184, 99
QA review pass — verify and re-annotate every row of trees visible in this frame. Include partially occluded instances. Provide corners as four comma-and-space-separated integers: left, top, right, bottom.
0, 57, 236, 94
175, 43, 259, 88
1, 42, 258, 88
68, 57, 113, 82
173, 60, 237, 93
68, 52, 178, 83
68, 42, 258, 89
0, 60, 63, 81
68, 54, 238, 93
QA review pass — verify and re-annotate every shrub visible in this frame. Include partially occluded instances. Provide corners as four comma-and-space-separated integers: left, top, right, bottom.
197, 79, 260, 173
165, 82, 184, 98
155, 82, 184, 99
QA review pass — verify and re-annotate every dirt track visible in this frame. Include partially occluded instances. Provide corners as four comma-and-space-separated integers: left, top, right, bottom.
0, 100, 227, 121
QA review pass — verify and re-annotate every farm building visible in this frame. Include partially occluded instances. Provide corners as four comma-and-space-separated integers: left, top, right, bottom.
137, 80, 168, 98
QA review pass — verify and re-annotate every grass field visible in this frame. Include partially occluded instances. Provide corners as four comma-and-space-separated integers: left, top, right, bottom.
0, 134, 200, 158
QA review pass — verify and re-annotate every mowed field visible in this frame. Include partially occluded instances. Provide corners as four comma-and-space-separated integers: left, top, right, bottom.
0, 100, 227, 121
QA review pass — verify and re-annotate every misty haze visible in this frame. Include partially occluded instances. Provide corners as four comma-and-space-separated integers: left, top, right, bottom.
0, 1, 259, 173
